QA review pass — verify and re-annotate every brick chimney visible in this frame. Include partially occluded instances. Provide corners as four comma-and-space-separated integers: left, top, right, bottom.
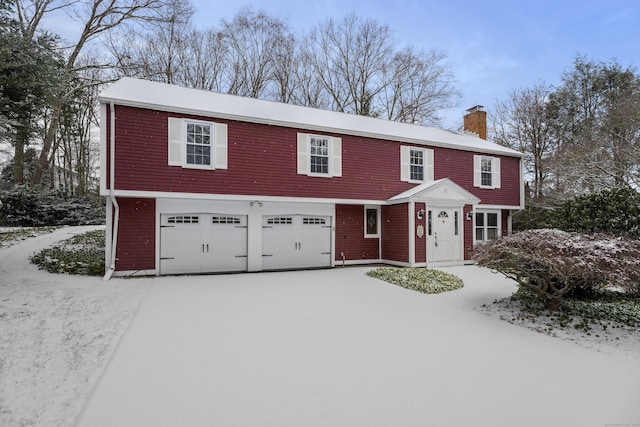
463, 105, 487, 140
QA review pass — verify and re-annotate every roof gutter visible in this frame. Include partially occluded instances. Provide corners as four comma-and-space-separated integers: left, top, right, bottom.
103, 102, 120, 281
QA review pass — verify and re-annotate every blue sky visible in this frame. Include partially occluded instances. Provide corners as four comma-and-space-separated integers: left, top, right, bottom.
192, 0, 639, 129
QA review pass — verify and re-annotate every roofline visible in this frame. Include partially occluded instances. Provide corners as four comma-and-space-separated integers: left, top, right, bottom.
100, 96, 522, 158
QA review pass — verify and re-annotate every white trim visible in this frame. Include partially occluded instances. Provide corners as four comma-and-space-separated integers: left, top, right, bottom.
520, 158, 526, 209
341, 259, 382, 266
99, 104, 107, 194
473, 209, 502, 244
473, 155, 501, 189
181, 119, 216, 170
476, 204, 521, 210
297, 133, 342, 178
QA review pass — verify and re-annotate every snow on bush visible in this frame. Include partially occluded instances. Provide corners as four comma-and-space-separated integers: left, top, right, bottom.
473, 229, 640, 311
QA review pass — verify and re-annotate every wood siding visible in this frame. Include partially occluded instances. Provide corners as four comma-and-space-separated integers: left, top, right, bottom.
381, 204, 409, 263
463, 205, 474, 261
414, 202, 426, 263
107, 105, 521, 205
335, 204, 379, 261
114, 198, 156, 271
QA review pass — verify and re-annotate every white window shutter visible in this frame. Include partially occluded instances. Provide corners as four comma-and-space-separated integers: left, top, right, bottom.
473, 155, 482, 187
168, 118, 182, 166
400, 146, 410, 182
297, 133, 308, 175
214, 123, 228, 169
331, 137, 342, 177
425, 148, 434, 181
493, 157, 501, 188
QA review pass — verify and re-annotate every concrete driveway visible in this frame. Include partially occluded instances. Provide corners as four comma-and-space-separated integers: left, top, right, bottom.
76, 266, 640, 427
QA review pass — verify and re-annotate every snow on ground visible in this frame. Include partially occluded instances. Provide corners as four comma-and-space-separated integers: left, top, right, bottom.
0, 226, 150, 427
2, 230, 639, 427
78, 266, 640, 427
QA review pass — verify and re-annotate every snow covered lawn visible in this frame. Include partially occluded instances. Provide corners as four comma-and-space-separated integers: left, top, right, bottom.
0, 226, 150, 426
2, 228, 639, 427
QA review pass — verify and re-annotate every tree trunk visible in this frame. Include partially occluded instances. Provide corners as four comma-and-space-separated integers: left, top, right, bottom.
546, 297, 561, 312
13, 126, 27, 186
30, 102, 62, 187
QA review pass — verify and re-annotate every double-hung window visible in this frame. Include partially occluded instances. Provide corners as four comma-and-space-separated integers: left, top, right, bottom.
473, 155, 500, 189
475, 211, 500, 242
297, 133, 342, 177
400, 146, 434, 183
167, 117, 228, 170
410, 148, 424, 181
310, 136, 329, 174
185, 122, 212, 166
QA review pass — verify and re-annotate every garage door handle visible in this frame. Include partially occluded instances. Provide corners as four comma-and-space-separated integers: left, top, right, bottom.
262, 254, 273, 257
235, 255, 248, 258
160, 257, 175, 260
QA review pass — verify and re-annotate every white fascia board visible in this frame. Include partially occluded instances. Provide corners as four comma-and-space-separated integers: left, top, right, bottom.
476, 204, 522, 210
99, 103, 107, 195
110, 189, 385, 206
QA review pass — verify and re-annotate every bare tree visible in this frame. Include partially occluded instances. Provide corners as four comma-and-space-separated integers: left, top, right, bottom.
302, 13, 394, 116
177, 28, 227, 91
11, 0, 183, 187
490, 83, 552, 201
221, 8, 292, 98
379, 47, 458, 126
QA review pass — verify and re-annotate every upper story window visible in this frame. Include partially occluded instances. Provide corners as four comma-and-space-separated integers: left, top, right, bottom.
473, 155, 501, 189
297, 133, 342, 178
168, 117, 228, 170
186, 122, 211, 166
310, 137, 329, 174
410, 148, 424, 181
400, 146, 434, 183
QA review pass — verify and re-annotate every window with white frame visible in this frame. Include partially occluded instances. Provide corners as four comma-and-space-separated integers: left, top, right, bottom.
310, 136, 329, 174
364, 206, 380, 238
297, 133, 342, 177
401, 146, 434, 182
473, 155, 500, 189
410, 148, 424, 181
186, 122, 212, 166
167, 117, 228, 170
475, 211, 500, 242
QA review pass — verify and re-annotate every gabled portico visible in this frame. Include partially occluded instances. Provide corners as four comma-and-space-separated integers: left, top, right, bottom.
389, 179, 481, 267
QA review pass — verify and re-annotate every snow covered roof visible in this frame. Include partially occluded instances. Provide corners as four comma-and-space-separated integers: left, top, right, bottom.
100, 77, 522, 158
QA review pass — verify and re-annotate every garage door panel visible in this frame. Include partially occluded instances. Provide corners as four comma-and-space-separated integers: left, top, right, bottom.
262, 215, 331, 270
160, 214, 247, 275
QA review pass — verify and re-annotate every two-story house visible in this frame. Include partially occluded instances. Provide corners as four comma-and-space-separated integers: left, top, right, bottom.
100, 78, 523, 278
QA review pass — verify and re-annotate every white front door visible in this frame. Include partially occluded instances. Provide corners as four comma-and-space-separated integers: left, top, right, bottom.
427, 207, 462, 264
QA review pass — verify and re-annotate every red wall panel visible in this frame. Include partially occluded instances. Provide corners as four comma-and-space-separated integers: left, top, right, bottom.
381, 204, 409, 263
335, 204, 379, 261
115, 197, 156, 271
107, 106, 521, 205
414, 202, 426, 263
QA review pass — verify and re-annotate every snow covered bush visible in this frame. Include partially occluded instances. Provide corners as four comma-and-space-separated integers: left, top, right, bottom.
473, 229, 640, 311
0, 187, 104, 226
30, 229, 105, 275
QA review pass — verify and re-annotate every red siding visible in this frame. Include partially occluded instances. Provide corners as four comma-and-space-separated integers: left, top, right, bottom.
381, 204, 409, 263
108, 105, 521, 205
463, 205, 474, 261
335, 205, 379, 261
501, 209, 510, 237
115, 198, 156, 271
414, 203, 426, 263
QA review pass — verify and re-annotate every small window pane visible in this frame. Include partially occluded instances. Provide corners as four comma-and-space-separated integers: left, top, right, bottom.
454, 211, 459, 236
410, 148, 424, 181
487, 213, 498, 227
475, 228, 484, 241
475, 212, 484, 226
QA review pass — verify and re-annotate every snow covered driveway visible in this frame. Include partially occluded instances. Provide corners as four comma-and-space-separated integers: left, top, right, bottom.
77, 266, 640, 427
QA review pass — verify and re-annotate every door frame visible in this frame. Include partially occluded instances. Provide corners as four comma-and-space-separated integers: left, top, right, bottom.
426, 205, 464, 267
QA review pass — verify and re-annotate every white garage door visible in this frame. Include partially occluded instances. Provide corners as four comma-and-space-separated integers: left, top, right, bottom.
262, 215, 331, 270
160, 214, 248, 275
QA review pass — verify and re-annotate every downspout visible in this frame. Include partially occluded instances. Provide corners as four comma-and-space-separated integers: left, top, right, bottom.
103, 102, 120, 281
